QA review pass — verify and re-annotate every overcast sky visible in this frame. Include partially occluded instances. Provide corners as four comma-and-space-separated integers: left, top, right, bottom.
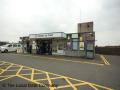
0, 0, 120, 46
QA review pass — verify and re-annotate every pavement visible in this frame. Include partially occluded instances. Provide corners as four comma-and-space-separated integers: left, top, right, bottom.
0, 53, 119, 90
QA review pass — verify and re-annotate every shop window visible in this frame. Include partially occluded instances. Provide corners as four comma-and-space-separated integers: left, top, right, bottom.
66, 42, 72, 50
58, 43, 64, 50
72, 34, 78, 38
72, 39, 78, 42
72, 42, 78, 50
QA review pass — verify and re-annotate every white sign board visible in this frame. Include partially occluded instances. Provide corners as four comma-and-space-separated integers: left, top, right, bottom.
29, 32, 66, 39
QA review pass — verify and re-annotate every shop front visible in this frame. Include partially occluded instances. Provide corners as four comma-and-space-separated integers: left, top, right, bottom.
20, 32, 95, 58
28, 32, 66, 55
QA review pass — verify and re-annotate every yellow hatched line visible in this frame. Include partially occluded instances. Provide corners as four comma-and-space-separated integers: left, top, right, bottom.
0, 62, 5, 66
20, 72, 43, 76
56, 82, 87, 89
35, 77, 63, 81
19, 73, 32, 76
17, 74, 48, 88
46, 72, 55, 90
0, 75, 15, 81
0, 60, 113, 90
31, 68, 34, 80
100, 55, 110, 65
0, 75, 16, 77
35, 78, 48, 81
56, 84, 73, 89
16, 66, 23, 75
88, 83, 99, 90
74, 82, 88, 86
64, 77, 77, 90
90, 83, 113, 90
0, 63, 13, 75
68, 77, 114, 90
7, 69, 19, 71
0, 68, 4, 71
11, 65, 21, 67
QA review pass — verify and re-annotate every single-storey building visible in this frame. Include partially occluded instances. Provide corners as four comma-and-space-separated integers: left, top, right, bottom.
20, 22, 95, 59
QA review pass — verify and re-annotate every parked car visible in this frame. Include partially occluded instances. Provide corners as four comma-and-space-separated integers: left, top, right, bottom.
0, 43, 22, 53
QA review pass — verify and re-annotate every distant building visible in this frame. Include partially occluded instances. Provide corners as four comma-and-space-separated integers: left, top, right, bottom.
20, 22, 95, 59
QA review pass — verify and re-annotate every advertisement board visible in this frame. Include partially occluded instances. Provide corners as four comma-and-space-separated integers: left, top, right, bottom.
79, 42, 84, 50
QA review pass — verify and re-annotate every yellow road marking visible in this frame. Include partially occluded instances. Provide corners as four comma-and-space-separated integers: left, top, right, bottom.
35, 77, 62, 81
100, 55, 110, 65
74, 82, 88, 86
31, 68, 34, 80
17, 74, 48, 88
64, 77, 77, 90
0, 75, 15, 81
0, 62, 5, 66
0, 63, 13, 75
0, 75, 16, 77
16, 66, 23, 75
0, 60, 114, 90
55, 82, 87, 89
88, 83, 99, 90
46, 72, 55, 90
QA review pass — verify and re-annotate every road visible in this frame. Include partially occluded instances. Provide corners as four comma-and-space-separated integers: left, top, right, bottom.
0, 53, 119, 90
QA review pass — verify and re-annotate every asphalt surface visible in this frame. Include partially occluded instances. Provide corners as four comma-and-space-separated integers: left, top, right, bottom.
0, 53, 120, 90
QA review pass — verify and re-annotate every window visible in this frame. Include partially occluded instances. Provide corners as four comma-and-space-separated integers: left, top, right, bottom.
8, 44, 12, 47
18, 44, 21, 47
72, 39, 78, 42
72, 42, 78, 50
13, 44, 17, 47
72, 34, 78, 38
67, 42, 72, 50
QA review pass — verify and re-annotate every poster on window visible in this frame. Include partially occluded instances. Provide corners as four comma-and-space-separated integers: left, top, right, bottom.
79, 42, 84, 50
67, 42, 71, 49
80, 37, 83, 41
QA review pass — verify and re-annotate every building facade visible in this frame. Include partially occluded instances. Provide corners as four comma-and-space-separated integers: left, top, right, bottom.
20, 22, 95, 59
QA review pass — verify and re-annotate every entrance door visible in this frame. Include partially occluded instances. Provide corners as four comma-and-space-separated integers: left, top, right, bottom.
37, 40, 52, 55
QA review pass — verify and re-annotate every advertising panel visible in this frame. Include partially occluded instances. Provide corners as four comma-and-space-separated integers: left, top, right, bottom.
79, 42, 84, 50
